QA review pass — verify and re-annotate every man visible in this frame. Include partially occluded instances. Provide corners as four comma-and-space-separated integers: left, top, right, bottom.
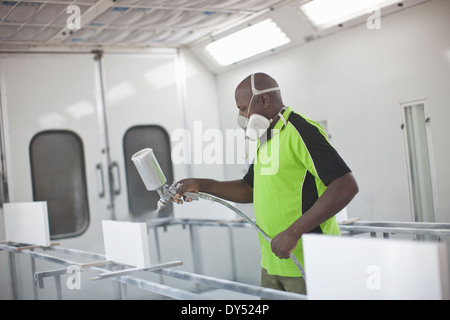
172, 73, 359, 295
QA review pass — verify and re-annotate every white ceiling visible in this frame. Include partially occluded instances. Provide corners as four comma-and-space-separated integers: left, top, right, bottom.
0, 0, 430, 73
0, 0, 294, 48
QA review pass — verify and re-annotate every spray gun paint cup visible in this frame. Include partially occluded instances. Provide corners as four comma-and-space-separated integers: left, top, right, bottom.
131, 148, 170, 211
131, 148, 167, 191
131, 148, 199, 211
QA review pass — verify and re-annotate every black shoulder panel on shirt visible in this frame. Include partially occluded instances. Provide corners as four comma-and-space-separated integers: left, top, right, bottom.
288, 113, 352, 186
243, 163, 255, 188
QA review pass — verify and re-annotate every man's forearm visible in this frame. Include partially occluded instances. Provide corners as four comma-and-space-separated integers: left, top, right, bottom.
175, 178, 253, 204
197, 179, 253, 204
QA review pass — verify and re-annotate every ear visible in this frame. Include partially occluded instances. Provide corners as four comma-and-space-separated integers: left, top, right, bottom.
260, 94, 271, 109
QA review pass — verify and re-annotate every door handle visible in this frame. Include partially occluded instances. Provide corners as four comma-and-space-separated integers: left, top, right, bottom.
96, 163, 105, 198
110, 161, 121, 196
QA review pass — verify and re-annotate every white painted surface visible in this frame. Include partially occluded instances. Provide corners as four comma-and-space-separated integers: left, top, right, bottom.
4, 202, 50, 247
303, 235, 450, 300
102, 220, 151, 269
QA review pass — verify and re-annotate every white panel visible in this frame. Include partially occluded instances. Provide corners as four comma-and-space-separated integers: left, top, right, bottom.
102, 220, 151, 268
4, 202, 51, 247
303, 235, 450, 300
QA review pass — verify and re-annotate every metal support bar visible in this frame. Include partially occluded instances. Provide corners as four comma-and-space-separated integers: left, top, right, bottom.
80, 260, 111, 268
113, 274, 202, 300
151, 226, 164, 284
228, 226, 237, 282
340, 221, 450, 237
30, 250, 38, 299
14, 243, 60, 251
154, 268, 306, 300
189, 224, 203, 292
0, 244, 83, 267
54, 274, 62, 300
34, 267, 68, 289
8, 251, 18, 299
91, 261, 183, 281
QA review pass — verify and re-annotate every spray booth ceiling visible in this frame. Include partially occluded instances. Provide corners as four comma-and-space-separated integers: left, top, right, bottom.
0, 0, 429, 48
0, 0, 429, 72
0, 0, 293, 48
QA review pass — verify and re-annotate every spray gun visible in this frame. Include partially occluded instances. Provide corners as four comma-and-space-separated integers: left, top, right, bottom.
131, 148, 199, 211
131, 148, 306, 280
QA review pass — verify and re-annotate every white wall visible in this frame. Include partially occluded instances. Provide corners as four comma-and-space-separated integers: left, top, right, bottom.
214, 0, 450, 223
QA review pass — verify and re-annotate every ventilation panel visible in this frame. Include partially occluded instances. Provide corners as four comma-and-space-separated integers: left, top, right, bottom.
0, 0, 289, 49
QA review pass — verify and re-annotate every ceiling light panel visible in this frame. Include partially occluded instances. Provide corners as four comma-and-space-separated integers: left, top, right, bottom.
206, 19, 291, 66
299, 0, 402, 30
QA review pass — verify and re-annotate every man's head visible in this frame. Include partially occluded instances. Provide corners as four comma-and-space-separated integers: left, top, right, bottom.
235, 73, 285, 140
235, 73, 284, 122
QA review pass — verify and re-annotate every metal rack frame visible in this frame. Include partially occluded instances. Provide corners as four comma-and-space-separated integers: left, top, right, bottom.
2, 219, 450, 300
339, 220, 450, 239
0, 220, 307, 300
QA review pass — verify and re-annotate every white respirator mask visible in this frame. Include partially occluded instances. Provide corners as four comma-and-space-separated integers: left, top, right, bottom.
237, 74, 283, 141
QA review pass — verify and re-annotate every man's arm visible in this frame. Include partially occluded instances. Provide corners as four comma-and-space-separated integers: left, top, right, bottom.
173, 178, 253, 204
271, 172, 359, 259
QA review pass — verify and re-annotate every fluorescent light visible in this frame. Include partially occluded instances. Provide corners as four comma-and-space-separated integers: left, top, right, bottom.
206, 19, 290, 66
300, 0, 401, 30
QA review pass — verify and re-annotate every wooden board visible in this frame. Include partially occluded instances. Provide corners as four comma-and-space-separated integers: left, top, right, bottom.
4, 202, 51, 247
102, 220, 151, 269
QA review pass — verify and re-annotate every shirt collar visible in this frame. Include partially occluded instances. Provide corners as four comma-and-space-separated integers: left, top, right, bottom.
272, 106, 293, 134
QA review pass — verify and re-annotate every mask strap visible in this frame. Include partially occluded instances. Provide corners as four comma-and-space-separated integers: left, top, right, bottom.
279, 107, 288, 126
269, 107, 288, 126
251, 73, 280, 95
247, 74, 282, 120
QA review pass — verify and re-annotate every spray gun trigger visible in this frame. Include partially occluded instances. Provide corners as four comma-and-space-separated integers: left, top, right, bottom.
183, 192, 200, 201
156, 184, 200, 212
169, 183, 200, 202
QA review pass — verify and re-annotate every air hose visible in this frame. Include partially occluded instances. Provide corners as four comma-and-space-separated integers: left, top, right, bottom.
194, 192, 306, 280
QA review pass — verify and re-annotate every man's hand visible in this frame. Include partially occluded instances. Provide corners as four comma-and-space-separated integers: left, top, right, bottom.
271, 228, 300, 259
271, 173, 358, 259
171, 179, 200, 204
